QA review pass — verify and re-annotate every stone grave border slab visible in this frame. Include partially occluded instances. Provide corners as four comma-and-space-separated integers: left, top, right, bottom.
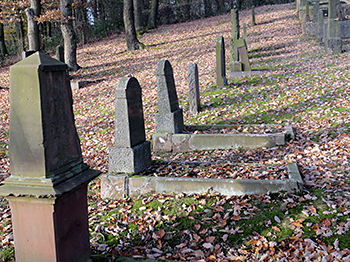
227, 70, 268, 78
101, 162, 303, 199
153, 124, 294, 153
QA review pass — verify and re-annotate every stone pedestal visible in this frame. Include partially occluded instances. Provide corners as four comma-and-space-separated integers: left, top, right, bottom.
155, 108, 184, 134
325, 37, 342, 54
8, 184, 90, 262
109, 141, 152, 174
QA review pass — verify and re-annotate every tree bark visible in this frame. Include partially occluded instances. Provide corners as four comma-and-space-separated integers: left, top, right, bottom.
133, 0, 144, 31
15, 21, 25, 53
60, 0, 80, 71
148, 0, 158, 29
124, 0, 141, 51
0, 23, 8, 57
26, 8, 40, 51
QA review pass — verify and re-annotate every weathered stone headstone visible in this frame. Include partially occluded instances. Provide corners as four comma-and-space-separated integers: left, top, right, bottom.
155, 60, 184, 133
305, 1, 310, 22
318, 9, 324, 42
216, 36, 228, 87
188, 63, 200, 114
109, 77, 152, 174
56, 45, 64, 63
231, 8, 240, 39
0, 52, 100, 262
326, 0, 342, 54
21, 50, 36, 60
230, 8, 240, 62
234, 38, 252, 71
252, 6, 256, 26
313, 0, 320, 22
243, 23, 247, 43
328, 0, 337, 19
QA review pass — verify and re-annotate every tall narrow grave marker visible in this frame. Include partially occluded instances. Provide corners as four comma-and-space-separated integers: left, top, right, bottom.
155, 60, 184, 133
252, 6, 256, 26
216, 36, 228, 87
188, 63, 200, 114
109, 77, 152, 174
0, 52, 100, 262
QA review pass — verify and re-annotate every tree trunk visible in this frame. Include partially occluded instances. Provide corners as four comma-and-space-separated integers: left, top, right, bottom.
133, 0, 144, 31
0, 23, 8, 57
15, 21, 25, 53
148, 0, 158, 29
75, 0, 88, 44
60, 0, 80, 70
124, 0, 141, 51
26, 8, 40, 51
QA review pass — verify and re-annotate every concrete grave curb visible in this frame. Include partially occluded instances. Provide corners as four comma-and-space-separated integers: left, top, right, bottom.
153, 125, 294, 153
101, 162, 303, 199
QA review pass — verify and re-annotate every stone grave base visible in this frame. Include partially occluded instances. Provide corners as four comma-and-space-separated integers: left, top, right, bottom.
109, 141, 152, 174
101, 163, 302, 199
302, 22, 318, 38
153, 125, 294, 153
325, 37, 342, 54
155, 108, 184, 134
227, 70, 268, 78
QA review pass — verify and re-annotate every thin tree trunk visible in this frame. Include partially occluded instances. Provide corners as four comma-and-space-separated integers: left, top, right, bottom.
15, 21, 25, 53
133, 0, 144, 30
26, 8, 40, 51
60, 0, 80, 70
148, 0, 158, 29
124, 0, 141, 50
0, 23, 8, 57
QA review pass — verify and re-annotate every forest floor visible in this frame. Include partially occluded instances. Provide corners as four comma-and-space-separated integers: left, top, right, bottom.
2, 2, 350, 261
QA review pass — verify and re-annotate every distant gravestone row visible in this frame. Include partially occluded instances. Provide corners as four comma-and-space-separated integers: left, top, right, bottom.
301, 0, 350, 54
215, 7, 256, 86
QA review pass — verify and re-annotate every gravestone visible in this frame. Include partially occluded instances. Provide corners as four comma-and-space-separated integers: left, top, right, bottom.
109, 77, 152, 174
252, 6, 256, 26
155, 60, 184, 133
231, 9, 240, 62
0, 52, 100, 262
243, 23, 247, 43
188, 63, 200, 114
318, 9, 324, 42
313, 0, 320, 22
325, 0, 342, 53
56, 45, 64, 63
216, 36, 228, 87
232, 38, 251, 71
305, 1, 310, 22
231, 8, 240, 39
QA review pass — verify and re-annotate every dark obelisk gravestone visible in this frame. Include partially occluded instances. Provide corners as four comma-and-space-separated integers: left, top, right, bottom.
0, 52, 100, 262
108, 77, 152, 173
188, 63, 201, 115
155, 60, 184, 133
216, 36, 228, 87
